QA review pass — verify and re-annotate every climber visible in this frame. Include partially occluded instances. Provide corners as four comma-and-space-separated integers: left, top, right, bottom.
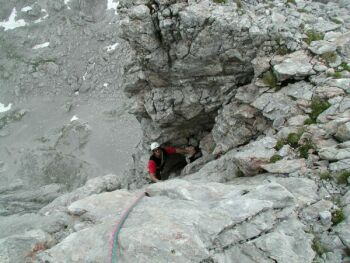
148, 142, 196, 183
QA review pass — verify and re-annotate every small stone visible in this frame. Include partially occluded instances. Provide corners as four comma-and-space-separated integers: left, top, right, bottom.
273, 51, 315, 81
313, 64, 328, 72
335, 122, 350, 142
319, 211, 332, 225
261, 159, 306, 174
308, 40, 337, 55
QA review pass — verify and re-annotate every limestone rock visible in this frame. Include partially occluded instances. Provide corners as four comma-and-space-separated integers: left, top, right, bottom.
40, 174, 124, 215
212, 101, 270, 153
286, 81, 314, 101
252, 91, 300, 121
261, 159, 306, 174
301, 200, 333, 221
37, 179, 316, 263
0, 230, 53, 263
335, 122, 350, 142
319, 145, 350, 161
308, 40, 337, 55
0, 109, 28, 130
273, 51, 315, 81
329, 158, 350, 172
54, 121, 91, 154
231, 137, 276, 176
319, 211, 332, 225
315, 86, 345, 99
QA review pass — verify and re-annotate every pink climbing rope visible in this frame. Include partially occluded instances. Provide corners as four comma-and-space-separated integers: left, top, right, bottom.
108, 192, 146, 263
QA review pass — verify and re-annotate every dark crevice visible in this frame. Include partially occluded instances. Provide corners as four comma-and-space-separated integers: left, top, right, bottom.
146, 1, 173, 68
279, 77, 303, 88
199, 258, 215, 263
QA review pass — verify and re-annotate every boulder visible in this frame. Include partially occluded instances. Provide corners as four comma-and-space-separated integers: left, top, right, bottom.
329, 158, 350, 172
273, 51, 315, 81
212, 101, 270, 153
335, 122, 350, 142
319, 145, 350, 161
0, 230, 54, 263
252, 91, 300, 121
261, 159, 306, 174
308, 40, 337, 55
231, 137, 276, 176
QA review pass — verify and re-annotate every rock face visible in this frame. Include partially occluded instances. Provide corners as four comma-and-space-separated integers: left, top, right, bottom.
36, 178, 316, 263
117, 0, 350, 185
0, 0, 141, 215
1, 0, 350, 262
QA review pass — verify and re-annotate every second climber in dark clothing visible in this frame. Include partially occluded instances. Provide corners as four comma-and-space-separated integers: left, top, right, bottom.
147, 142, 195, 183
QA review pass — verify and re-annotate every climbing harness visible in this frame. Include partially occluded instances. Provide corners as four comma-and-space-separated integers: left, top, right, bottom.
109, 192, 146, 263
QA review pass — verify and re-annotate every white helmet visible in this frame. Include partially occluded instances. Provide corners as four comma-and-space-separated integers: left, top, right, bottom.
150, 142, 160, 151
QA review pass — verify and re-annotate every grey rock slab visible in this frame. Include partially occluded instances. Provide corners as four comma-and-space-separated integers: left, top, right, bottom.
146, 179, 236, 201
67, 190, 138, 221
261, 159, 306, 174
182, 150, 240, 183
333, 206, 350, 249
287, 115, 309, 126
335, 122, 350, 142
54, 121, 91, 154
307, 18, 341, 33
271, 177, 319, 207
212, 101, 269, 153
326, 78, 350, 93
278, 144, 296, 158
235, 84, 268, 104
253, 217, 315, 263
36, 222, 114, 263
251, 57, 271, 80
273, 51, 315, 81
0, 109, 28, 129
231, 137, 277, 176
242, 182, 296, 209
308, 40, 337, 55
344, 190, 350, 205
37, 178, 309, 263
213, 243, 274, 263
301, 200, 333, 221
285, 81, 314, 100
0, 184, 65, 216
315, 86, 345, 99
329, 158, 350, 172
319, 211, 332, 225
0, 229, 53, 263
199, 132, 215, 156
41, 174, 124, 215
319, 145, 350, 161
181, 154, 216, 176
252, 92, 300, 121
0, 212, 70, 240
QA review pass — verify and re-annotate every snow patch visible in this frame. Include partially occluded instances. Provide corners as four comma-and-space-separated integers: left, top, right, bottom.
103, 83, 109, 87
21, 6, 33, 12
64, 0, 72, 9
70, 115, 79, 122
105, 43, 119, 52
0, 8, 27, 31
32, 42, 50, 49
0, 103, 12, 113
34, 9, 49, 24
107, 0, 119, 15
